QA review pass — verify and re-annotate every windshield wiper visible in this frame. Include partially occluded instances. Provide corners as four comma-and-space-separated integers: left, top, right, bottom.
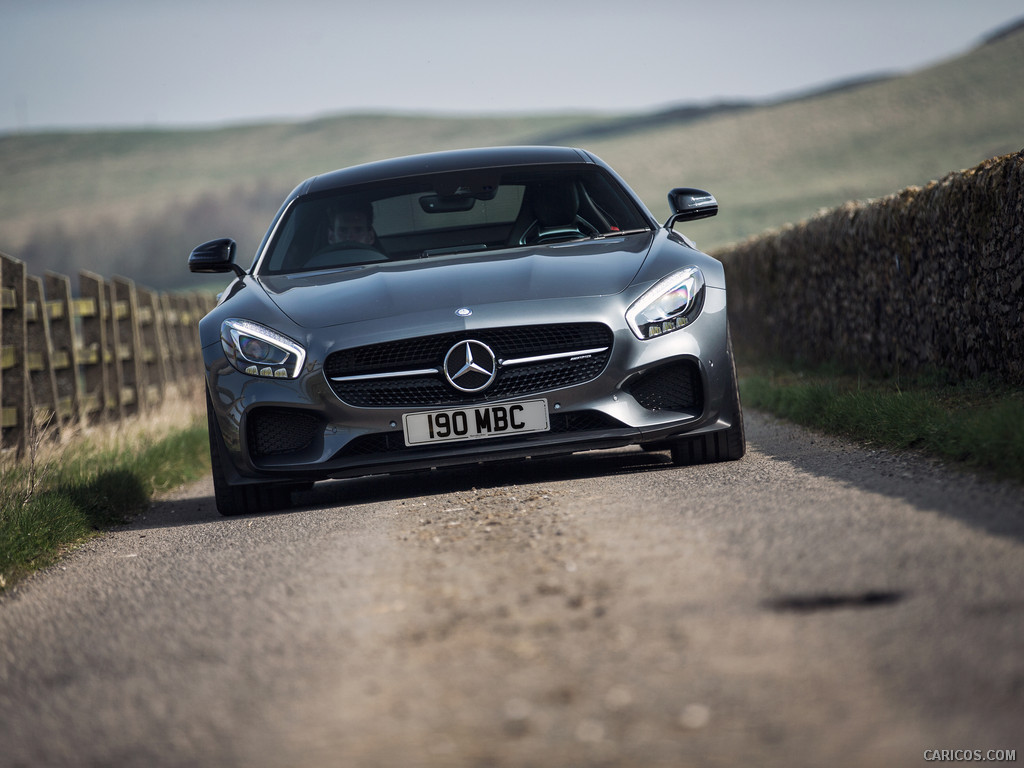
590, 228, 652, 239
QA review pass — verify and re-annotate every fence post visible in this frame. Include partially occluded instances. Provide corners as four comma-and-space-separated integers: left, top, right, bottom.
111, 276, 144, 419
25, 275, 61, 441
44, 271, 83, 427
160, 293, 185, 390
177, 294, 198, 381
136, 285, 168, 409
187, 293, 210, 380
78, 271, 114, 425
1, 253, 30, 455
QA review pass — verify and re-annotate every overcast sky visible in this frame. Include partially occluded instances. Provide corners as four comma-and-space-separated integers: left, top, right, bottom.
2, 0, 1022, 133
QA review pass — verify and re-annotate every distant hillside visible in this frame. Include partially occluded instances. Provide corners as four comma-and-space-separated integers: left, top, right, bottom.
577, 22, 1024, 250
982, 15, 1024, 44
528, 73, 898, 146
1, 21, 1021, 290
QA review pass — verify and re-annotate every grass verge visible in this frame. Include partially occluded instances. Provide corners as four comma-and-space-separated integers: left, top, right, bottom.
740, 364, 1024, 485
0, 395, 210, 594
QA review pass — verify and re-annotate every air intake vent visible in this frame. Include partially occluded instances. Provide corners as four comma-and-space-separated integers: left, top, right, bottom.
627, 362, 702, 413
247, 408, 323, 457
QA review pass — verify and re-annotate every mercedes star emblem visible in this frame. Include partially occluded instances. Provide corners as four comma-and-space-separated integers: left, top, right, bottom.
443, 340, 497, 393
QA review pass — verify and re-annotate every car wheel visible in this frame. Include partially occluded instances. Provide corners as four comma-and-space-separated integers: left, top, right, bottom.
206, 390, 294, 516
670, 329, 745, 465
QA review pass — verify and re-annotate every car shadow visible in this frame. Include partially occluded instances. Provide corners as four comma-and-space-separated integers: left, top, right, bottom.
135, 410, 1024, 546
295, 448, 678, 509
132, 446, 679, 531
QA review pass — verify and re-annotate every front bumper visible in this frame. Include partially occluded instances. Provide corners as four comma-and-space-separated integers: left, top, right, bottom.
204, 290, 736, 486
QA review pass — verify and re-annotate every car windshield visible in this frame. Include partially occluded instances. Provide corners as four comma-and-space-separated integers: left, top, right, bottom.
257, 165, 651, 275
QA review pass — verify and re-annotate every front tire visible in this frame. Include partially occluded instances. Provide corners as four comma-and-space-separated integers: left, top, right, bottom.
669, 420, 745, 465
206, 390, 294, 516
671, 329, 745, 465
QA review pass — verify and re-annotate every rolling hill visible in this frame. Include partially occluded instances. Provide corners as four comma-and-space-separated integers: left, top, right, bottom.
0, 20, 1021, 290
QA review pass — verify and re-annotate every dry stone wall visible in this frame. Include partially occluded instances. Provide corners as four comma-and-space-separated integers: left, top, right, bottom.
718, 149, 1024, 385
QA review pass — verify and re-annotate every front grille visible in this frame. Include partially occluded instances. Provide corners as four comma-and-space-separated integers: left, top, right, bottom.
336, 410, 625, 459
337, 379, 449, 408
247, 407, 324, 457
325, 323, 613, 408
627, 361, 702, 412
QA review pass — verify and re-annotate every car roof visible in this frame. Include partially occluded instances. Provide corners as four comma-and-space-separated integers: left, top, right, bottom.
302, 146, 601, 195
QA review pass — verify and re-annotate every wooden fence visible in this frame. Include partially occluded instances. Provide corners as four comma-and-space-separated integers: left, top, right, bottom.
1, 251, 216, 456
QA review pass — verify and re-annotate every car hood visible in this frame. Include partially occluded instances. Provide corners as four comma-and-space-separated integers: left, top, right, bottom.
257, 236, 653, 329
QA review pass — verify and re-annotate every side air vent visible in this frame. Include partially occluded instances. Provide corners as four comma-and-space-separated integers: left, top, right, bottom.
627, 361, 702, 413
247, 408, 324, 458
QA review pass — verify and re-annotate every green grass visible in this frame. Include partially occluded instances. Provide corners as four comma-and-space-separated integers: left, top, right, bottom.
0, 420, 210, 593
740, 365, 1024, 484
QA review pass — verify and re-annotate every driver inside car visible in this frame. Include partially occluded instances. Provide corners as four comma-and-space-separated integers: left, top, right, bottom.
326, 203, 381, 249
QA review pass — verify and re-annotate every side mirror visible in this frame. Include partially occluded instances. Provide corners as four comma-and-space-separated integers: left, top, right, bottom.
664, 188, 718, 229
189, 238, 245, 277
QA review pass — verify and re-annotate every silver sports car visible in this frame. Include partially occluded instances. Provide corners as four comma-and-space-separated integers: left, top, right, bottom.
189, 146, 744, 515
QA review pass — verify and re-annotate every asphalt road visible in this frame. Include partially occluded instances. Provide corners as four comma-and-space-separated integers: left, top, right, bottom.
1, 411, 1022, 768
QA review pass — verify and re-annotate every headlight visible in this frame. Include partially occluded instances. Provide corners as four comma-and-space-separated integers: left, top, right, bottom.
221, 319, 306, 379
626, 267, 705, 340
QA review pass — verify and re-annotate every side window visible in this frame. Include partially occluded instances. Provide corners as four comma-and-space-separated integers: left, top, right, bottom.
581, 174, 648, 231
263, 213, 297, 272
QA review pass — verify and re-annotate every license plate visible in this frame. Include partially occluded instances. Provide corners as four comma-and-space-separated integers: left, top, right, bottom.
403, 399, 549, 446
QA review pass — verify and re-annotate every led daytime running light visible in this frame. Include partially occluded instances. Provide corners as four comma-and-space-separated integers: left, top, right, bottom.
626, 267, 705, 340
222, 318, 306, 379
